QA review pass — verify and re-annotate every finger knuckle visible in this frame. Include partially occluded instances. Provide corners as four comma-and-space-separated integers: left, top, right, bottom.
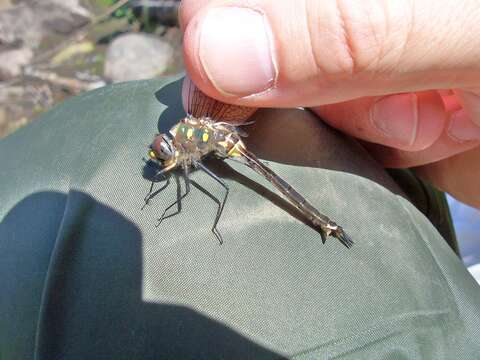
307, 0, 411, 82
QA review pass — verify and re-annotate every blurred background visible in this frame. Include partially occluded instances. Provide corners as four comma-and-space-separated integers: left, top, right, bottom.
0, 0, 183, 138
0, 0, 478, 281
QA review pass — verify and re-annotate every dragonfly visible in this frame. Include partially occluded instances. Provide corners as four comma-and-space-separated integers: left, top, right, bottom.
144, 77, 353, 248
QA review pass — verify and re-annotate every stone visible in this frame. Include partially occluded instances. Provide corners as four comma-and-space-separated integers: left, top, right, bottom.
0, 47, 33, 80
0, 0, 12, 11
0, 0, 90, 49
37, 0, 91, 35
104, 33, 174, 83
0, 4, 42, 49
46, 0, 91, 19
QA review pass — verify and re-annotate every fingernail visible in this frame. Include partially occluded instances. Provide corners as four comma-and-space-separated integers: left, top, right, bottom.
448, 109, 480, 142
371, 93, 419, 146
198, 7, 277, 97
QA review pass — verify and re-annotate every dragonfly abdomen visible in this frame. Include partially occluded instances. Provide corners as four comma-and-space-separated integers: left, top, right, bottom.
238, 148, 353, 248
239, 149, 330, 225
266, 167, 331, 226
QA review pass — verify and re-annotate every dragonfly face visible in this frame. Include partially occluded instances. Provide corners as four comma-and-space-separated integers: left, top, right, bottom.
148, 133, 175, 167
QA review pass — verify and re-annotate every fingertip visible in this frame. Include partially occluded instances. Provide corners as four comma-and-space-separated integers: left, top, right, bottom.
364, 133, 480, 169
412, 91, 447, 150
181, 1, 230, 103
369, 92, 446, 151
182, 12, 217, 99
315, 91, 446, 152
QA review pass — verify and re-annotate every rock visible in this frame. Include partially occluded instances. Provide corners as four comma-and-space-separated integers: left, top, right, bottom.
0, 107, 5, 126
0, 47, 33, 80
162, 26, 184, 73
0, 107, 8, 138
37, 0, 91, 35
0, 4, 42, 49
0, 0, 90, 49
46, 0, 91, 19
104, 33, 174, 83
0, 84, 54, 138
0, 0, 13, 11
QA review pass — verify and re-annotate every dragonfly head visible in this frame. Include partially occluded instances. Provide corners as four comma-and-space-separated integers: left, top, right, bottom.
148, 134, 174, 165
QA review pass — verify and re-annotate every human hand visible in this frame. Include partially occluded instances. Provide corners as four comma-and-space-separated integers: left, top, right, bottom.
179, 0, 480, 208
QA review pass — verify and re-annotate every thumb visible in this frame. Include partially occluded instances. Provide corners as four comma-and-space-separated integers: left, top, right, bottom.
182, 0, 480, 107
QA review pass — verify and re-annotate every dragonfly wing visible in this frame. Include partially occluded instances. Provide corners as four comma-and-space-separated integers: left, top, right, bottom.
212, 121, 250, 137
182, 76, 257, 122
235, 127, 250, 137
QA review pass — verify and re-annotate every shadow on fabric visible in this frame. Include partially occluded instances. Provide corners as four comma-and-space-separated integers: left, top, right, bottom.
0, 191, 284, 360
155, 77, 186, 133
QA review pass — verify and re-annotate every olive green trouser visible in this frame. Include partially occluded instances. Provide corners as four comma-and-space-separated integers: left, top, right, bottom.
1, 77, 479, 359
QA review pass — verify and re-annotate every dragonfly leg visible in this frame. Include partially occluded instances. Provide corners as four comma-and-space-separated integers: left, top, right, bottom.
142, 168, 171, 210
142, 181, 156, 210
142, 177, 171, 210
156, 166, 191, 226
320, 229, 327, 244
195, 161, 229, 245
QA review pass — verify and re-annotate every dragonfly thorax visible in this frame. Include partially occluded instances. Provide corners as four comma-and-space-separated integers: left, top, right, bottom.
171, 117, 244, 159
148, 117, 246, 169
174, 121, 213, 148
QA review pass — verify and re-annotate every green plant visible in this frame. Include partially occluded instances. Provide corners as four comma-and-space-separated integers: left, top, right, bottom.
100, 0, 134, 20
